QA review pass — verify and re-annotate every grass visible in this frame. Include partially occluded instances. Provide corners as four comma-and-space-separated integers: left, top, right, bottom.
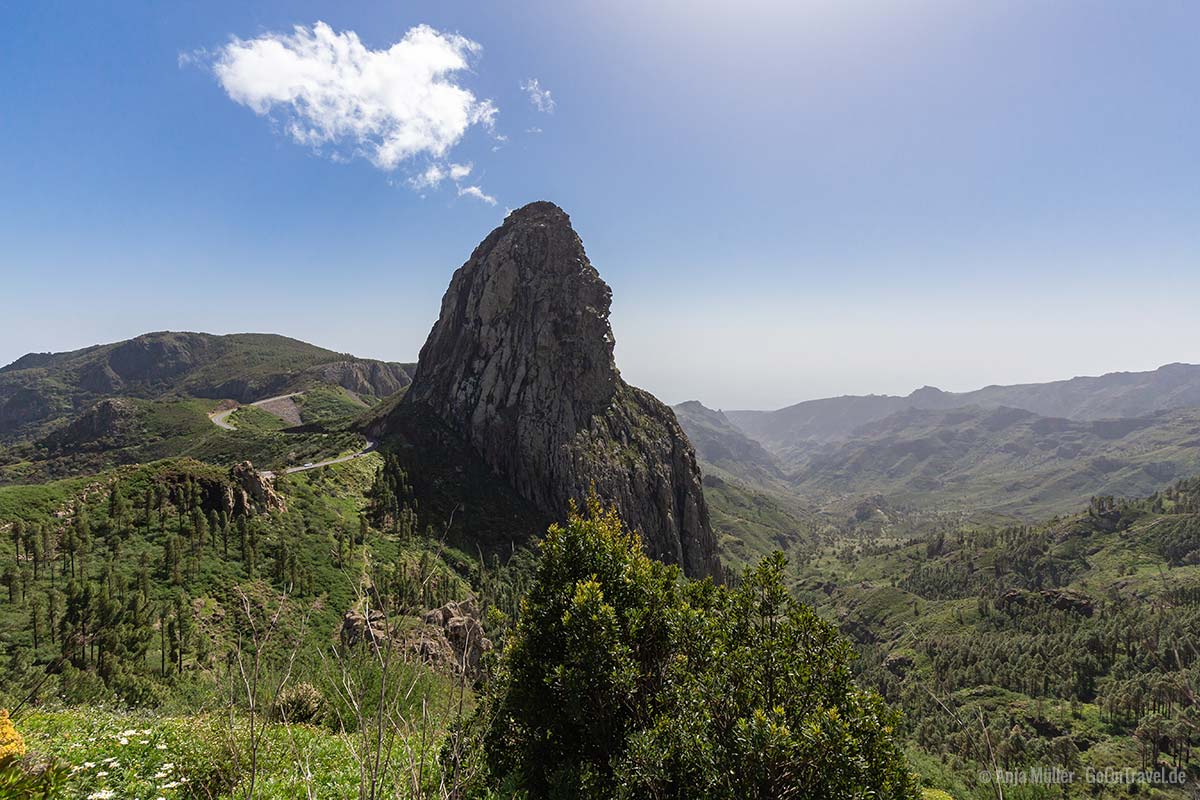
227, 405, 290, 433
0, 476, 87, 522
16, 708, 376, 799
295, 386, 369, 425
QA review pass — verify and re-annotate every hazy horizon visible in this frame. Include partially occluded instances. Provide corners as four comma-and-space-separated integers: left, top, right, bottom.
4, 321, 1196, 412
5, 1, 1199, 409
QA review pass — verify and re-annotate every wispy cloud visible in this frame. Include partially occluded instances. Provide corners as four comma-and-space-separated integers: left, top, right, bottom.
458, 185, 497, 206
205, 22, 497, 172
409, 161, 473, 190
521, 78, 555, 114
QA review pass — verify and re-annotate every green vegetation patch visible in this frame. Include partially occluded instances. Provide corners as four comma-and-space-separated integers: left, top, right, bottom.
294, 386, 369, 425
227, 405, 289, 433
19, 708, 363, 799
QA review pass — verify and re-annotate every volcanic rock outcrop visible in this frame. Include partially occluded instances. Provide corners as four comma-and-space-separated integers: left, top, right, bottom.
400, 201, 720, 579
228, 461, 286, 514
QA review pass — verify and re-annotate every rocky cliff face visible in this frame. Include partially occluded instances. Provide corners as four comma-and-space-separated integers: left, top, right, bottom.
46, 398, 137, 450
305, 360, 414, 398
401, 201, 720, 579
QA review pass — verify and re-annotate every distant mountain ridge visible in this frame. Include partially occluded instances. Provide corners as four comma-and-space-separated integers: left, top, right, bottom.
678, 362, 1200, 520
726, 362, 1200, 449
787, 404, 1200, 518
0, 331, 415, 439
671, 401, 785, 487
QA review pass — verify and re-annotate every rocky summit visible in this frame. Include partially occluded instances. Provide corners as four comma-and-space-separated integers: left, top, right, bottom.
401, 201, 720, 579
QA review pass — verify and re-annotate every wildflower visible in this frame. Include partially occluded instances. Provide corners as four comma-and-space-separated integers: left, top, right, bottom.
155, 743, 167, 750
0, 709, 26, 762
87, 791, 116, 800
97, 771, 109, 777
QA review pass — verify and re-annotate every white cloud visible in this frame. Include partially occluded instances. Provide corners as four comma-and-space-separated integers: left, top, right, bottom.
177, 49, 203, 68
409, 163, 446, 189
458, 185, 497, 205
521, 78, 555, 113
209, 22, 497, 171
408, 161, 473, 190
525, 127, 543, 134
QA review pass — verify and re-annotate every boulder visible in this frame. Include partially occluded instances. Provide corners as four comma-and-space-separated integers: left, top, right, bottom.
419, 600, 492, 674
339, 608, 388, 647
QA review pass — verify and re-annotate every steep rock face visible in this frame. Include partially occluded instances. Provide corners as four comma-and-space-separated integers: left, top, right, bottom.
0, 387, 53, 429
107, 333, 211, 384
401, 201, 720, 579
228, 461, 286, 514
306, 360, 414, 398
45, 398, 137, 450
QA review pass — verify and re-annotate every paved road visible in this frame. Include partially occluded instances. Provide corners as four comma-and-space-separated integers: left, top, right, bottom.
209, 407, 237, 430
208, 392, 376, 477
209, 392, 302, 430
263, 439, 378, 479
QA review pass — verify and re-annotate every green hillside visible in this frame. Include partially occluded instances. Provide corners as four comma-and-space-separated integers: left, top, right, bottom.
702, 474, 823, 572
0, 396, 366, 485
792, 478, 1200, 799
0, 331, 414, 443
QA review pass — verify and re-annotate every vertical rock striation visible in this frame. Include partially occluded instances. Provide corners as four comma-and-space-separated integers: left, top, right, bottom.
402, 201, 720, 579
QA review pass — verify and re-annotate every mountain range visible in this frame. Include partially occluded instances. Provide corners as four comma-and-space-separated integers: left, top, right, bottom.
678, 362, 1200, 519
726, 362, 1200, 448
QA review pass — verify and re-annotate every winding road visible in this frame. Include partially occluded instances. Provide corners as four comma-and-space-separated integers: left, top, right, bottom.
208, 392, 376, 477
209, 392, 301, 430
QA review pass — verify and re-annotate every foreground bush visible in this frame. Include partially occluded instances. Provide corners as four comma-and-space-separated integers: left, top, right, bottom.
461, 495, 919, 799
0, 710, 66, 800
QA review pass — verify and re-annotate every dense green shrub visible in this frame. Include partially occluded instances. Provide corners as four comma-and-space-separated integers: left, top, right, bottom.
461, 494, 919, 799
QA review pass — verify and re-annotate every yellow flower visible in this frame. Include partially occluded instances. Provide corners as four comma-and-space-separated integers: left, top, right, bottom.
921, 790, 956, 800
0, 709, 26, 762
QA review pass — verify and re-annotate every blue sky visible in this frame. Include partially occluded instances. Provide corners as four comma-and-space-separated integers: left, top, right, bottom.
2, 1, 1198, 409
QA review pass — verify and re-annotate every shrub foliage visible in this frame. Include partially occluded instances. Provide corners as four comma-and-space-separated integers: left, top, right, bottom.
469, 494, 919, 799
